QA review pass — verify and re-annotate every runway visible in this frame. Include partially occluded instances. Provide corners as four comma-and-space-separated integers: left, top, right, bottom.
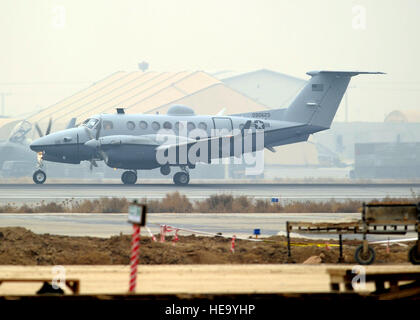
0, 212, 416, 241
1, 183, 420, 204
1, 183, 418, 241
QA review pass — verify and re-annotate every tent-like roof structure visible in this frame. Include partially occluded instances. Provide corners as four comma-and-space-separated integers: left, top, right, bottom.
27, 71, 266, 130
384, 110, 420, 123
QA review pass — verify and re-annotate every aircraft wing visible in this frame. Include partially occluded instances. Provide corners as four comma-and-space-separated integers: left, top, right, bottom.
155, 120, 253, 153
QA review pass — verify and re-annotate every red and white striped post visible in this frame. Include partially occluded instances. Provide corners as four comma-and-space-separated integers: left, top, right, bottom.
230, 235, 236, 253
127, 202, 147, 294
129, 224, 141, 293
160, 225, 166, 243
326, 242, 330, 251
146, 226, 157, 242
172, 229, 179, 246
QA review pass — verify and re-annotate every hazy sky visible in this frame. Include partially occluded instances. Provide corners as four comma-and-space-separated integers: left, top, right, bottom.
1, 0, 419, 121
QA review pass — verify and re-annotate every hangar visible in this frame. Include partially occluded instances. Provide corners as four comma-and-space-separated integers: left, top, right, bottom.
26, 71, 267, 131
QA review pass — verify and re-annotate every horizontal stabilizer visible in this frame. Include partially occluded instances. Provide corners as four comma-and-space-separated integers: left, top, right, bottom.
283, 70, 385, 128
306, 70, 386, 77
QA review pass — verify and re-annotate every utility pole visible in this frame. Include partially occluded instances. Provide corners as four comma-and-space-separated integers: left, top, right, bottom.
0, 92, 11, 116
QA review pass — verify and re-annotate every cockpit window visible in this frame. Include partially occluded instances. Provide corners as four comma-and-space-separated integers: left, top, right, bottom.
83, 118, 99, 129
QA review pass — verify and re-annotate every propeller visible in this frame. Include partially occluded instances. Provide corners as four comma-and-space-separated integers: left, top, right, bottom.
89, 159, 98, 171
84, 117, 108, 168
34, 118, 53, 137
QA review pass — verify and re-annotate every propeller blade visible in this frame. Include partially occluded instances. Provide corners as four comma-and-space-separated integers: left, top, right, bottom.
45, 118, 52, 136
34, 123, 43, 137
84, 127, 95, 140
89, 159, 98, 171
99, 150, 108, 163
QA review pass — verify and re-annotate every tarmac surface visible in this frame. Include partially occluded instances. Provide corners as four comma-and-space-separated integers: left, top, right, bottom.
0, 212, 417, 242
1, 182, 420, 204
0, 265, 418, 295
0, 212, 360, 238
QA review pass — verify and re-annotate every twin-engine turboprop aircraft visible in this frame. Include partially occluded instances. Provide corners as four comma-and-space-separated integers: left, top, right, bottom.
29, 70, 384, 185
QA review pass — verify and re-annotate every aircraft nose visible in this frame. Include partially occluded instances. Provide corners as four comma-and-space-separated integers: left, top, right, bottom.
30, 141, 42, 152
30, 136, 49, 152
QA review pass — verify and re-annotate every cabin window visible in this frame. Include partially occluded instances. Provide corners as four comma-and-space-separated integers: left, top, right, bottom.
139, 121, 148, 130
152, 121, 160, 131
127, 121, 136, 130
103, 120, 114, 130
187, 122, 196, 131
198, 122, 207, 131
163, 121, 172, 130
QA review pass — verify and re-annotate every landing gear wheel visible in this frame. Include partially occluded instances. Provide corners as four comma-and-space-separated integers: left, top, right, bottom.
408, 244, 420, 265
354, 244, 376, 265
33, 170, 46, 184
160, 165, 171, 176
121, 171, 137, 185
173, 172, 190, 186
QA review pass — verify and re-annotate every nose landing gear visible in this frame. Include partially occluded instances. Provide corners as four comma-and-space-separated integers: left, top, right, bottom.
33, 169, 47, 184
121, 170, 137, 184
33, 152, 47, 184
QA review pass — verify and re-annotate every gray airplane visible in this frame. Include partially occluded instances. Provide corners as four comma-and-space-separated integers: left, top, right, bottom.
29, 70, 383, 185
0, 120, 36, 176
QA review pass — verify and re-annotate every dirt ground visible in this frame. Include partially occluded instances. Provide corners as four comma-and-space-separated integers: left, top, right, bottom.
0, 227, 415, 265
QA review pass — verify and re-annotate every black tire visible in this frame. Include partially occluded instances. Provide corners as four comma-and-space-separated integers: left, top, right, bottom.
354, 244, 376, 265
121, 171, 137, 185
33, 170, 46, 184
173, 172, 190, 186
408, 245, 420, 265
160, 165, 171, 176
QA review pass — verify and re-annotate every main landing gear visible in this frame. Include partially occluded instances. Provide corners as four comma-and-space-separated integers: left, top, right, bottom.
173, 166, 190, 186
33, 169, 47, 184
121, 170, 137, 185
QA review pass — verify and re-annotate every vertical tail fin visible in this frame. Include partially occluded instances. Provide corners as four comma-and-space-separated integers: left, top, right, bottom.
283, 71, 384, 128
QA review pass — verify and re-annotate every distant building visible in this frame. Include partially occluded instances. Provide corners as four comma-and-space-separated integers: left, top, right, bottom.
312, 109, 420, 179
353, 142, 420, 179
384, 110, 420, 123
221, 69, 306, 108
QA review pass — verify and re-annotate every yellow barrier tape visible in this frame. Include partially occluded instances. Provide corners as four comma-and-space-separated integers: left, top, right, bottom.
291, 243, 339, 248
269, 241, 340, 248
